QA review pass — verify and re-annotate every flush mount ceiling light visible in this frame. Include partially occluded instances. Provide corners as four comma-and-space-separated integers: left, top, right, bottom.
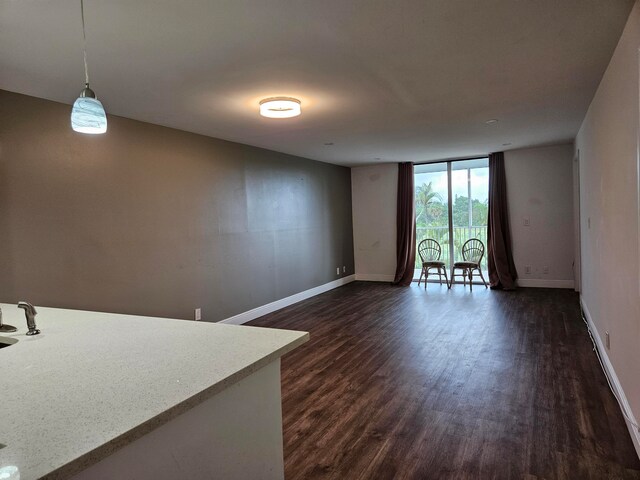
259, 97, 301, 119
71, 0, 107, 134
485, 119, 499, 125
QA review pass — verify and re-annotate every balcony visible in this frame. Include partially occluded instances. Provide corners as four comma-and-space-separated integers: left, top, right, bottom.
414, 225, 488, 282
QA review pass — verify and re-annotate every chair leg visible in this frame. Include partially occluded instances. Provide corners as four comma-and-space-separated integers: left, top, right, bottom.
425, 267, 429, 289
418, 267, 424, 287
478, 268, 488, 288
469, 269, 473, 291
443, 267, 450, 288
438, 270, 442, 285
449, 267, 454, 289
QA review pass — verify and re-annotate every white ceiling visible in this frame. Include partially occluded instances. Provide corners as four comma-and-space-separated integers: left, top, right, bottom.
0, 1, 633, 166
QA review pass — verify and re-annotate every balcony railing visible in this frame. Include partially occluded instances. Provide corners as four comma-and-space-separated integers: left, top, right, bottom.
415, 225, 487, 270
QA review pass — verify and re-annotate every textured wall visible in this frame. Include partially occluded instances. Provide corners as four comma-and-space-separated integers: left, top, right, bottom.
0, 90, 354, 321
351, 164, 397, 281
504, 144, 575, 288
575, 1, 640, 434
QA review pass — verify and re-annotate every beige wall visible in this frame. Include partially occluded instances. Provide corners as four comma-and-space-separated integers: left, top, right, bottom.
575, 0, 640, 449
351, 151, 576, 286
0, 90, 354, 321
351, 164, 397, 281
505, 144, 575, 288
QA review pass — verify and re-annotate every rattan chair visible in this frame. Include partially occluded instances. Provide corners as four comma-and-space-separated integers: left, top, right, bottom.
417, 239, 449, 289
449, 238, 488, 290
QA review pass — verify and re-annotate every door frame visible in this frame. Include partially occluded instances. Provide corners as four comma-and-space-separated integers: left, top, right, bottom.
414, 156, 489, 284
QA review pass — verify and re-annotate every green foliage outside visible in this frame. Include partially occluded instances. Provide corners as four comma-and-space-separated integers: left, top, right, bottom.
415, 182, 488, 269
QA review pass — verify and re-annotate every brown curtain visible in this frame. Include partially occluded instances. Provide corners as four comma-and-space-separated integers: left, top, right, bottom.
393, 162, 416, 286
487, 152, 518, 289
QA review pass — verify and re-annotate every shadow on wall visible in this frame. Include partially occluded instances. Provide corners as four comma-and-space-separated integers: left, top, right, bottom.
0, 90, 355, 321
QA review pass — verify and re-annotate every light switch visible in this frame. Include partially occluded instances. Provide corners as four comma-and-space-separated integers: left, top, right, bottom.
523, 217, 530, 227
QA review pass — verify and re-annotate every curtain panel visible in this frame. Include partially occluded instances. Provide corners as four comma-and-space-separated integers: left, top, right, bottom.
393, 162, 416, 286
487, 152, 518, 289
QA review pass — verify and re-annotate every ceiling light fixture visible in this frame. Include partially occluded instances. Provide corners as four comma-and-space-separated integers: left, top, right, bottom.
485, 119, 499, 125
259, 97, 301, 119
71, 0, 107, 134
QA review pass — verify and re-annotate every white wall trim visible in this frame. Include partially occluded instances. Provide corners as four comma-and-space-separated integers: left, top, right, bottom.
581, 297, 640, 459
354, 273, 395, 282
219, 275, 356, 325
516, 278, 575, 289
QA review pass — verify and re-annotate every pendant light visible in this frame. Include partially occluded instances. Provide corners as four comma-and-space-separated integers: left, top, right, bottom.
71, 0, 107, 134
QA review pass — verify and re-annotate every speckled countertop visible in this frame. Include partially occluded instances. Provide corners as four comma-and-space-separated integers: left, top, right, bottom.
0, 303, 308, 480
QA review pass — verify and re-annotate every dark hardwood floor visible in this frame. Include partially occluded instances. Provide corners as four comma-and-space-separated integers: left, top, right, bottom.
249, 282, 640, 480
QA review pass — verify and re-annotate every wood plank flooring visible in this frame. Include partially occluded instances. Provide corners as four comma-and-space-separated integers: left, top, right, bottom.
249, 282, 640, 480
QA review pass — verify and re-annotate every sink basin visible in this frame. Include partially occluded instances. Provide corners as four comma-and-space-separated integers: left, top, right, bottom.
0, 336, 18, 349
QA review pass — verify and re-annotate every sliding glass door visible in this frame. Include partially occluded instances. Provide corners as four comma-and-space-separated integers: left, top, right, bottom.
414, 163, 451, 275
414, 158, 489, 282
450, 159, 489, 269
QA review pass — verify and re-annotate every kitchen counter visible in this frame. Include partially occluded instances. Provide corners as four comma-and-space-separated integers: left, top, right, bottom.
0, 303, 308, 479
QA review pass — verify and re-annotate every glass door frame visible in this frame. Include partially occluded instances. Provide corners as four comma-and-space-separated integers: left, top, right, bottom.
446, 162, 454, 270
415, 156, 488, 284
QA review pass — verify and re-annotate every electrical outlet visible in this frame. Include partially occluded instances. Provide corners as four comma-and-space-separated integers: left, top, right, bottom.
336, 267, 340, 275
605, 331, 610, 350
523, 216, 530, 227
343, 266, 346, 273
543, 266, 549, 274
524, 265, 531, 275
194, 308, 201, 321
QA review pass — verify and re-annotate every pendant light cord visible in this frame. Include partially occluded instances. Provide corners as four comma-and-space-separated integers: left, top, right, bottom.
80, 0, 90, 86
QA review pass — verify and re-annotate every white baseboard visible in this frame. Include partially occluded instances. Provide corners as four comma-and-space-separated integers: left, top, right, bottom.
580, 297, 640, 459
219, 275, 356, 325
355, 273, 395, 282
517, 278, 574, 289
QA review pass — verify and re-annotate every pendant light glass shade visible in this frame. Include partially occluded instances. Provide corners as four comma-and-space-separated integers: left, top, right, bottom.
71, 86, 107, 134
71, 0, 106, 134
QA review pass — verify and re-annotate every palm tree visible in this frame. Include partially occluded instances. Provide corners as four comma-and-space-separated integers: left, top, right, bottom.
415, 182, 442, 226
414, 182, 444, 269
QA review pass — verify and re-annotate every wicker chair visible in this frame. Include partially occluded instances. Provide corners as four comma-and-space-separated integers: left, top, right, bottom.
417, 239, 449, 289
449, 238, 488, 291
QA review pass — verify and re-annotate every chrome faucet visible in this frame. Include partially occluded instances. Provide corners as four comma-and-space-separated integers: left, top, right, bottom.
17, 302, 40, 336
0, 306, 17, 333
